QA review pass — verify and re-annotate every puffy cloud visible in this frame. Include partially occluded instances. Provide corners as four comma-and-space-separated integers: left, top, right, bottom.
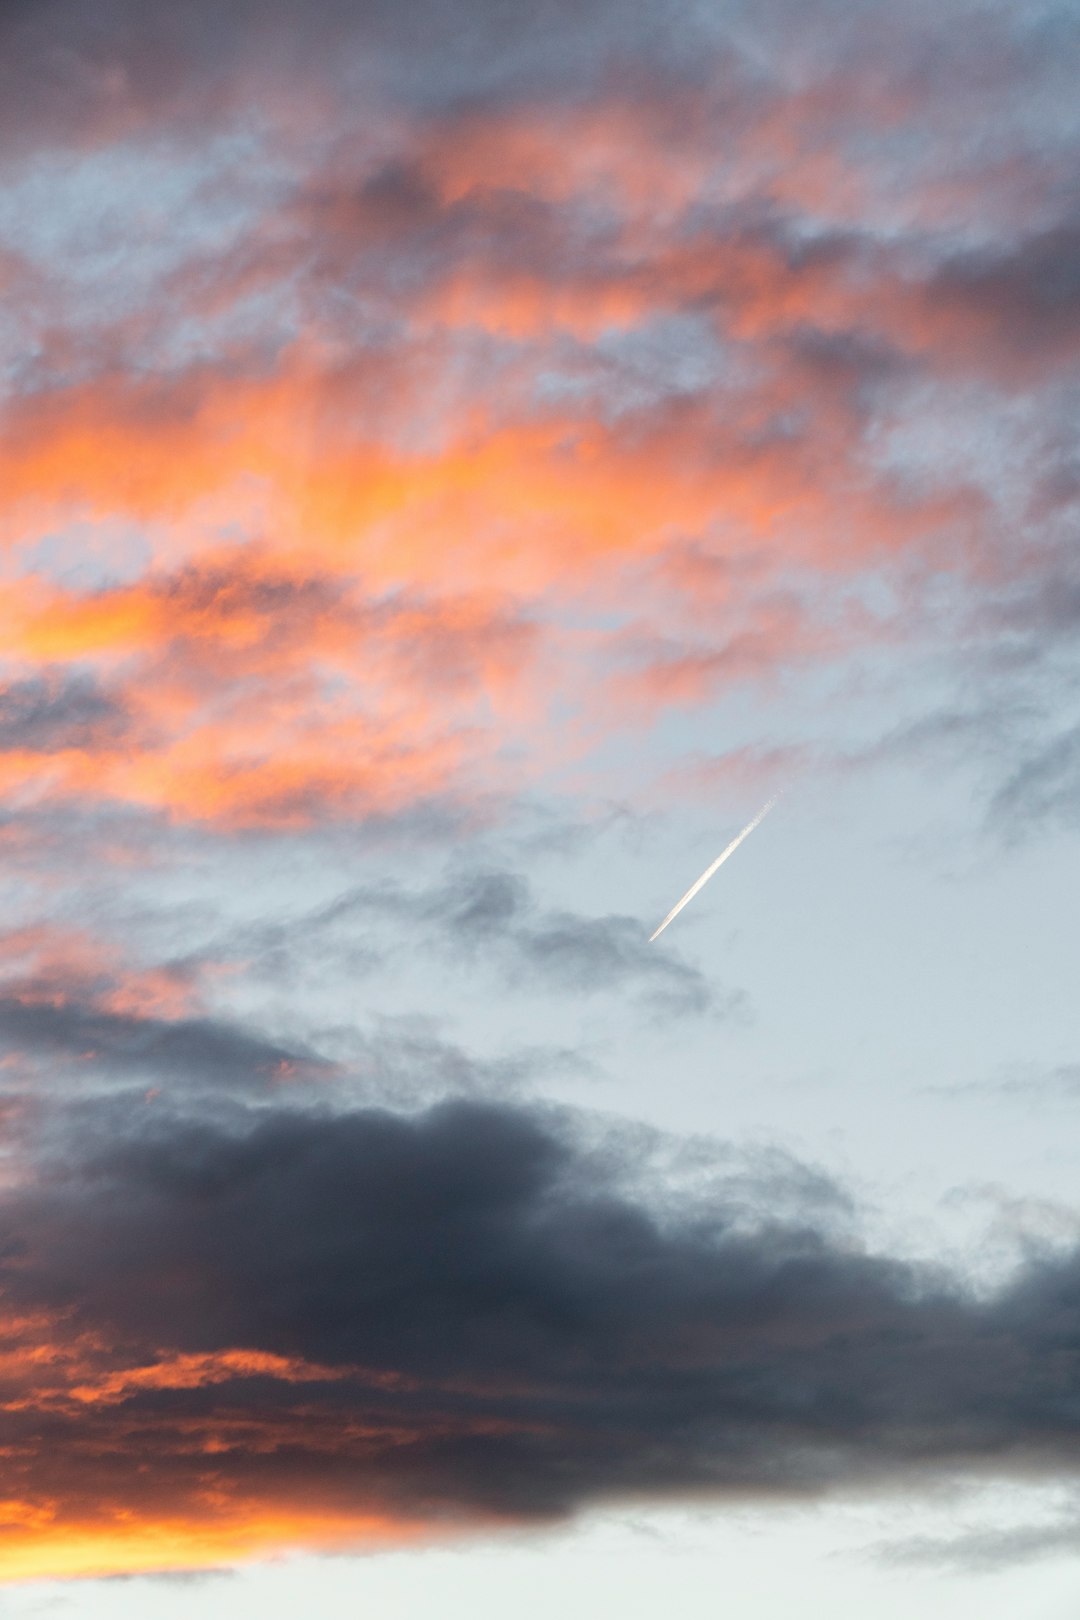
2, 1093, 1080, 1577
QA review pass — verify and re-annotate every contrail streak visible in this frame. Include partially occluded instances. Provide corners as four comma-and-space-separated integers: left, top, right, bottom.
649, 797, 777, 943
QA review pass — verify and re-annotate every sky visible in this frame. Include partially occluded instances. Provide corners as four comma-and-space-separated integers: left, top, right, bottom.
0, 0, 1079, 1613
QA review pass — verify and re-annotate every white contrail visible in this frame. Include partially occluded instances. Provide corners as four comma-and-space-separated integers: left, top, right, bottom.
649, 797, 777, 943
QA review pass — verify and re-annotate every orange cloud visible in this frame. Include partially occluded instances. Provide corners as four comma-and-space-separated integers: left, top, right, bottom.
0, 75, 1029, 844
0, 355, 963, 594
0, 1322, 518, 1582
0, 924, 199, 1020
0, 548, 545, 826
0, 338, 989, 830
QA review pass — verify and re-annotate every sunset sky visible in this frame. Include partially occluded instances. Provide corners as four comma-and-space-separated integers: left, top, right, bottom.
1, 0, 1080, 1614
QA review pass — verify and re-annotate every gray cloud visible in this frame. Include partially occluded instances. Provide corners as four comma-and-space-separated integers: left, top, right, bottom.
929, 220, 1080, 361
327, 1017, 578, 1105
0, 0, 726, 160
244, 866, 728, 1019
425, 869, 721, 1013
5, 1093, 1080, 1533
0, 673, 127, 753
877, 1510, 1080, 1573
0, 982, 575, 1110
0, 994, 333, 1092
988, 720, 1080, 833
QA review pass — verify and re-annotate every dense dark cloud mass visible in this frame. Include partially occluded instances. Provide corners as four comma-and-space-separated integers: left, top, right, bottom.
3, 1093, 1080, 1535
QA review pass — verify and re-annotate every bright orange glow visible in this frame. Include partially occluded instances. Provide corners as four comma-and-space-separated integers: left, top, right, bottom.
0, 344, 975, 832
0, 1507, 419, 1585
0, 1314, 527, 1583
0, 352, 947, 599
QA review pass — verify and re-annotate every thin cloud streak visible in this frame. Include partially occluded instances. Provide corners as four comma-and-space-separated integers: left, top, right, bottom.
650, 797, 777, 942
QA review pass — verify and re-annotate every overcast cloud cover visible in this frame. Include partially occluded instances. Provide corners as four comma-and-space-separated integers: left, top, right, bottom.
0, 0, 1079, 1609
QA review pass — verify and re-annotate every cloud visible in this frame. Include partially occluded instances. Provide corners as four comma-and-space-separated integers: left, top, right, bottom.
0, 865, 623, 1122
3, 1092, 1080, 1578
0, 0, 1078, 1586
877, 1509, 1080, 1573
989, 722, 1080, 833
0, 916, 573, 1104
249, 865, 726, 1017
0, 556, 541, 828
0, 0, 727, 159
0, 673, 127, 754
925, 219, 1080, 367
423, 868, 721, 1014
0, 994, 331, 1093
3, 8, 1077, 845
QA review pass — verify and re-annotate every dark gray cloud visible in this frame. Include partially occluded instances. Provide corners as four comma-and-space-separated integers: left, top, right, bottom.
0, 0, 724, 160
929, 220, 1080, 361
0, 993, 333, 1092
1, 0, 1074, 134
5, 1093, 1080, 1532
0, 981, 570, 1108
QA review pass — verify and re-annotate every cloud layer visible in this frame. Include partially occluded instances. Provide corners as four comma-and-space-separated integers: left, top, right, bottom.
0, 0, 1079, 1586
0, 0, 1075, 837
3, 1092, 1080, 1579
